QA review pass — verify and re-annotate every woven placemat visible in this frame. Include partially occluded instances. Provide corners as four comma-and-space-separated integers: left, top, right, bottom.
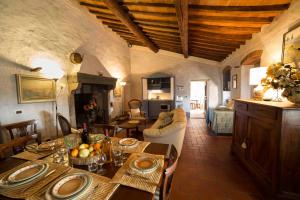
28, 168, 119, 200
111, 137, 150, 153
12, 150, 53, 161
111, 152, 164, 194
0, 160, 71, 199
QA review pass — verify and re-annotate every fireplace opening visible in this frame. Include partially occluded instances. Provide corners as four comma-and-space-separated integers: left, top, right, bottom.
69, 73, 117, 129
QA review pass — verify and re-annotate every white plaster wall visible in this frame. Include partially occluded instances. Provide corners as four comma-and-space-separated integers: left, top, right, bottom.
130, 47, 222, 112
222, 0, 300, 70
0, 0, 130, 142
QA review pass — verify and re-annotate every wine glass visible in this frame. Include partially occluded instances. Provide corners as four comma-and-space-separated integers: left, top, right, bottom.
97, 151, 107, 175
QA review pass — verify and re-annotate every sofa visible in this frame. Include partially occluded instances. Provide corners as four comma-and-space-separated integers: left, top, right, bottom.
143, 108, 187, 156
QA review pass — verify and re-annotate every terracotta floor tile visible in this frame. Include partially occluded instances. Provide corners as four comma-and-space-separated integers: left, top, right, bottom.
170, 118, 264, 200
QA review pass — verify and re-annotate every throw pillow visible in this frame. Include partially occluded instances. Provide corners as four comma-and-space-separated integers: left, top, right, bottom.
159, 118, 173, 129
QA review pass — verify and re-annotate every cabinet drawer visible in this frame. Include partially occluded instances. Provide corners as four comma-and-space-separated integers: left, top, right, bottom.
235, 101, 248, 112
249, 104, 278, 120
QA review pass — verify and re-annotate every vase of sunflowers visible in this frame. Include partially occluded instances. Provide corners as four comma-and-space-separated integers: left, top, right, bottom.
262, 62, 300, 104
83, 97, 98, 127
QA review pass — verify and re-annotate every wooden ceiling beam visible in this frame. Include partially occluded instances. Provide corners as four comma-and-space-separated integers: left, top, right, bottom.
135, 20, 178, 28
189, 9, 283, 18
175, 0, 188, 58
142, 28, 180, 35
151, 37, 181, 44
190, 36, 246, 44
189, 26, 259, 35
188, 4, 290, 12
189, 43, 236, 51
189, 42, 238, 50
146, 32, 180, 39
130, 12, 177, 22
189, 31, 251, 40
103, 0, 158, 52
190, 47, 233, 54
124, 4, 175, 14
139, 24, 179, 33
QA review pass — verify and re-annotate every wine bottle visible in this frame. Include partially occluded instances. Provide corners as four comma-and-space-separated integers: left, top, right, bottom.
81, 123, 89, 144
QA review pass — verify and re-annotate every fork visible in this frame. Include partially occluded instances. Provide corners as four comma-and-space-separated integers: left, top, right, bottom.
87, 184, 100, 200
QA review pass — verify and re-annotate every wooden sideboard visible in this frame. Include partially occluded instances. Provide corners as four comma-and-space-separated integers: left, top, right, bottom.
232, 99, 300, 200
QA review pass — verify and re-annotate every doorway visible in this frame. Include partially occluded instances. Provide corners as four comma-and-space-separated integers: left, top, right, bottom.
190, 81, 207, 119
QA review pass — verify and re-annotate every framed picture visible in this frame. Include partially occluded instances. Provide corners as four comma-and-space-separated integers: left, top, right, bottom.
232, 74, 237, 89
16, 74, 56, 103
282, 23, 300, 64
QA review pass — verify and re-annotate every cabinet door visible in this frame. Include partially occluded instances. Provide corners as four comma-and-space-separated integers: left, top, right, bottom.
247, 118, 277, 185
232, 111, 248, 158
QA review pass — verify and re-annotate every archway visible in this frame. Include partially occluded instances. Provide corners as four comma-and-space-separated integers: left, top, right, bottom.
240, 50, 263, 66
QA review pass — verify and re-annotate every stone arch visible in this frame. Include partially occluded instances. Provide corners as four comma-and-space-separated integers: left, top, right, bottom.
240, 50, 263, 65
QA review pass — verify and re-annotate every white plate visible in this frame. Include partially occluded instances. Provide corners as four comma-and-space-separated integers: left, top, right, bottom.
51, 173, 91, 199
119, 138, 138, 146
130, 157, 158, 173
7, 163, 45, 183
0, 164, 49, 188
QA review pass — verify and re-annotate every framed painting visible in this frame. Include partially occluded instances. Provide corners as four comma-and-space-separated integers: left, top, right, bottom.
16, 74, 56, 103
282, 23, 300, 64
232, 74, 237, 89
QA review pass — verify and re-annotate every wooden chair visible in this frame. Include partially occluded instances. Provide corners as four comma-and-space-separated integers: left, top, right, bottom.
0, 135, 34, 159
155, 144, 178, 200
57, 113, 71, 136
2, 120, 41, 154
128, 99, 147, 126
93, 124, 117, 137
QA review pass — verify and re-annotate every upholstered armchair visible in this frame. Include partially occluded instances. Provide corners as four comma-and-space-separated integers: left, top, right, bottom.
128, 99, 146, 122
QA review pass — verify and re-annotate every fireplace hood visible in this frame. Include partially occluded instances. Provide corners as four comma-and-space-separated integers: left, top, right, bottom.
68, 72, 117, 93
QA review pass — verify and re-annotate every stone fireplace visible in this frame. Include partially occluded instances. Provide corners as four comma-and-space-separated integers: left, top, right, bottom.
68, 73, 117, 128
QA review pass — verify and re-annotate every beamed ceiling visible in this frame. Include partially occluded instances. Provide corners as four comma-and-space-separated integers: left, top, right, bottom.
78, 0, 291, 62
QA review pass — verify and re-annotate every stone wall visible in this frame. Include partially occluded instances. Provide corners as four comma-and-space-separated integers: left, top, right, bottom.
0, 0, 130, 141
130, 46, 222, 112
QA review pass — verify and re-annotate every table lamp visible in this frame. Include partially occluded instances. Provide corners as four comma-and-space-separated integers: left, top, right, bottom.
249, 67, 267, 100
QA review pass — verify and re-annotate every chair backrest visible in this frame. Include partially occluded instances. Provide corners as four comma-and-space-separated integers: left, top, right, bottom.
93, 124, 117, 137
57, 113, 71, 136
2, 120, 40, 154
0, 135, 34, 159
160, 144, 178, 200
128, 99, 142, 110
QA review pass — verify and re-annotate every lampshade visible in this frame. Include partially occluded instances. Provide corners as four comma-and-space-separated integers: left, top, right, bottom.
249, 67, 267, 86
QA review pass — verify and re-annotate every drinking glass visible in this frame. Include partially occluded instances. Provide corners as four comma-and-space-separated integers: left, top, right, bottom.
88, 157, 98, 173
97, 151, 107, 174
57, 147, 68, 164
112, 143, 123, 167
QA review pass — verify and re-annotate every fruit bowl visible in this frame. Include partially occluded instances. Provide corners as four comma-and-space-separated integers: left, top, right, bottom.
69, 143, 101, 166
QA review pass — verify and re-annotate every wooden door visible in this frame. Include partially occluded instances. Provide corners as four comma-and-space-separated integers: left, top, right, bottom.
232, 111, 248, 159
247, 118, 276, 185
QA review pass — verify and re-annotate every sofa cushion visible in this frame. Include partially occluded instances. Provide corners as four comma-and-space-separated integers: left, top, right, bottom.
158, 117, 173, 129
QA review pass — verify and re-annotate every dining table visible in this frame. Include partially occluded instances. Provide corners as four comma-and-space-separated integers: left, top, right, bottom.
0, 141, 169, 200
